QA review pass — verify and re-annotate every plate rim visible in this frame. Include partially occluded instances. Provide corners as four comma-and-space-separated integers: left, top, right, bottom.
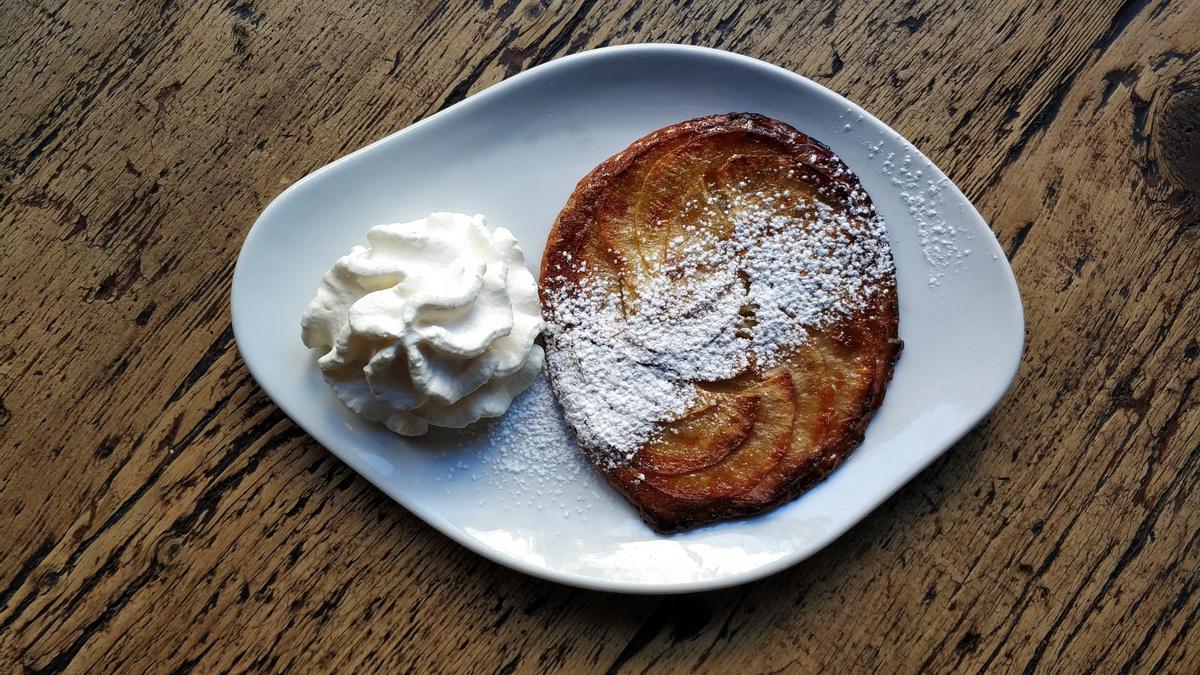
231, 43, 1025, 594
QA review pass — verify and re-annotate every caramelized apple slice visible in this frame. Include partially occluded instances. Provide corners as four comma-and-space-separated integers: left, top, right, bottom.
643, 372, 795, 500
734, 331, 872, 504
593, 162, 652, 281
595, 136, 701, 285
641, 136, 788, 260
633, 142, 719, 232
632, 392, 759, 475
708, 154, 815, 217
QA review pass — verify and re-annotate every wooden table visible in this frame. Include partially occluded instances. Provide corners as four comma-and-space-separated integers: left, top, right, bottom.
2, 1, 1198, 672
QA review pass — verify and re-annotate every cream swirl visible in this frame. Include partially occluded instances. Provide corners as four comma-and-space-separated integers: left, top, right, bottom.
301, 212, 544, 435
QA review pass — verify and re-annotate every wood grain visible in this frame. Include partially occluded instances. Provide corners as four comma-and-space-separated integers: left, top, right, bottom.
1, 0, 1197, 672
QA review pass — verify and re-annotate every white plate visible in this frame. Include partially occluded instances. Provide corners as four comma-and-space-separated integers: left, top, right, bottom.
232, 44, 1023, 593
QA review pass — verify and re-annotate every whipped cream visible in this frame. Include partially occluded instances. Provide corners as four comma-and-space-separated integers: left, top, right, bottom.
301, 212, 544, 435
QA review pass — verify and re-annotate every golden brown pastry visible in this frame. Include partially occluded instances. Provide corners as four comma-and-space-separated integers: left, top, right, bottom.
540, 113, 901, 533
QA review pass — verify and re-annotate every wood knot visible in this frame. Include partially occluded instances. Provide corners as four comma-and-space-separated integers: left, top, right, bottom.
155, 535, 183, 565
35, 570, 60, 592
1153, 67, 1200, 194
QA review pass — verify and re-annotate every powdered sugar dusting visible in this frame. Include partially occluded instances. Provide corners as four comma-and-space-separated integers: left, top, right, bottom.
879, 150, 971, 286
543, 261, 745, 465
732, 190, 894, 366
437, 374, 598, 520
484, 374, 592, 519
544, 155, 894, 467
486, 373, 582, 484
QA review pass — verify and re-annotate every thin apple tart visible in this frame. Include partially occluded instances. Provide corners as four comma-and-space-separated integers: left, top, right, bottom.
540, 113, 902, 533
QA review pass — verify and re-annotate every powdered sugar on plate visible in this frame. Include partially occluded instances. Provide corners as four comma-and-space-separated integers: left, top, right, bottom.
489, 372, 603, 519
870, 140, 973, 287
433, 373, 600, 520
486, 373, 583, 481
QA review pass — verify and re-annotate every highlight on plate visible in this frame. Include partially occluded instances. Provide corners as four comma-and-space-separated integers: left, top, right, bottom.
300, 113, 901, 533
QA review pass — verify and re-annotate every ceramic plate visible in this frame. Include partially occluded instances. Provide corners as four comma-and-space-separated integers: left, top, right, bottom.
231, 44, 1023, 593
